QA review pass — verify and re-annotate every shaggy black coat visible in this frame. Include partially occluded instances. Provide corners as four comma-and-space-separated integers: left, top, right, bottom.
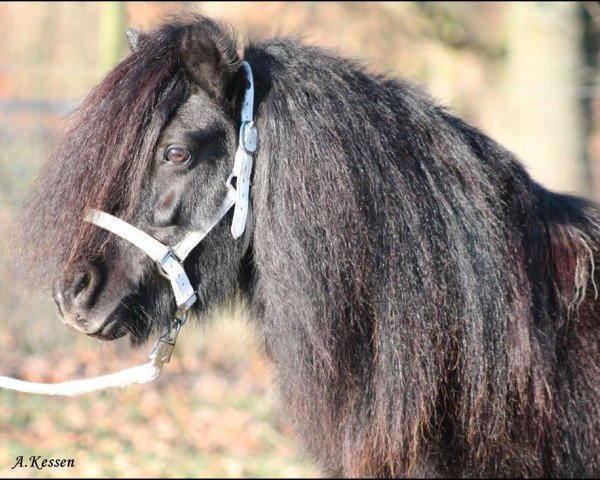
18, 17, 600, 477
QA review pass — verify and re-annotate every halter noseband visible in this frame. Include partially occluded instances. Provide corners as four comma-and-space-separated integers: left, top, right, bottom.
0, 61, 257, 395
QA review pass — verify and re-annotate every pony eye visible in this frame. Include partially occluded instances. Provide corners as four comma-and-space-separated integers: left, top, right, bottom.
165, 146, 191, 165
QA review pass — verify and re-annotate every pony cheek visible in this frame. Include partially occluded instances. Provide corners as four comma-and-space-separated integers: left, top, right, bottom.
154, 190, 181, 227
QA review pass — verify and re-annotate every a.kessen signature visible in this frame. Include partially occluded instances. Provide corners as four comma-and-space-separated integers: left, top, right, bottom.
11, 455, 75, 470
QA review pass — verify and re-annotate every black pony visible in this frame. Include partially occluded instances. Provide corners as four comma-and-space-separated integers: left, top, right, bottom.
18, 16, 600, 477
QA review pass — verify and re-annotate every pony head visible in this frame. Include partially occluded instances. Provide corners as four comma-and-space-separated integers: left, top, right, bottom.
20, 17, 249, 343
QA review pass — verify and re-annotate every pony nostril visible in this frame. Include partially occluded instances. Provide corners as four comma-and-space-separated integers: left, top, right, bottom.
69, 263, 103, 308
72, 271, 91, 298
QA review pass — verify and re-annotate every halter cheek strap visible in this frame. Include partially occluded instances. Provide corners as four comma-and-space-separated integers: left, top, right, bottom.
229, 61, 256, 239
85, 188, 237, 311
0, 61, 257, 396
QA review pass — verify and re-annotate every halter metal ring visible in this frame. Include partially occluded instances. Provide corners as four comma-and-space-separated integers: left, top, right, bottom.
156, 249, 181, 279
239, 121, 257, 154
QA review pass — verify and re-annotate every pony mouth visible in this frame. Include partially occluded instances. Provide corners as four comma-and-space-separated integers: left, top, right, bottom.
90, 312, 154, 346
88, 318, 127, 341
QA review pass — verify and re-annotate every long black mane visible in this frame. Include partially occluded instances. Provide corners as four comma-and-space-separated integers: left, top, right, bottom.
19, 16, 600, 477
243, 38, 600, 476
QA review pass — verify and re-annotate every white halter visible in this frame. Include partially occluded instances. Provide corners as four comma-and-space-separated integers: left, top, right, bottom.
0, 61, 257, 396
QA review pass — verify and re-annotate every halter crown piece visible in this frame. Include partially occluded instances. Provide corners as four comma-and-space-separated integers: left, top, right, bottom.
0, 61, 257, 396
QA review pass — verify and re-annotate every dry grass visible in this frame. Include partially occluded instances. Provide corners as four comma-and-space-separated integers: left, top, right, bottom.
0, 311, 317, 478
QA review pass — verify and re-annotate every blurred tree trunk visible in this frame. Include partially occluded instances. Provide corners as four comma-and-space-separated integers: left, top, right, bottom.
582, 2, 600, 200
98, 2, 127, 74
500, 2, 585, 194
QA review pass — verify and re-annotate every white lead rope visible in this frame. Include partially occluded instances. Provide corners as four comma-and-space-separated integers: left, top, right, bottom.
0, 311, 185, 396
0, 61, 257, 396
0, 362, 162, 397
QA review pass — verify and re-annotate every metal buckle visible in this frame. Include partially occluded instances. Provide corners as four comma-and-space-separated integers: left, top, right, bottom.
155, 249, 197, 311
156, 249, 180, 279
239, 121, 257, 154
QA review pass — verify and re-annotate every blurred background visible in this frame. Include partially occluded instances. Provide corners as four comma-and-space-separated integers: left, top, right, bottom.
0, 2, 599, 477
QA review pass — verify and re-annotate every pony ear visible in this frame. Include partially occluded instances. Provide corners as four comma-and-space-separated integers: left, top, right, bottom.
180, 19, 241, 103
125, 28, 145, 52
